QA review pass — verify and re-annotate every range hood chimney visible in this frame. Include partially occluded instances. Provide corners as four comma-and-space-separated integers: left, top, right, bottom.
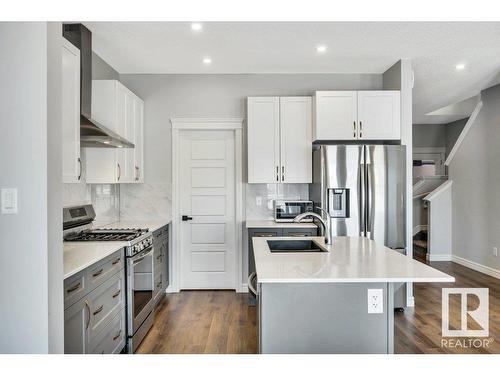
62, 23, 134, 148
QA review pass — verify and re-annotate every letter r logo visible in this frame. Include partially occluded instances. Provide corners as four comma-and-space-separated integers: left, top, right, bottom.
442, 288, 489, 337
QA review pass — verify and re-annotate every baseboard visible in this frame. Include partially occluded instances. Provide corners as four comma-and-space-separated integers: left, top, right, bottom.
238, 283, 248, 293
452, 255, 500, 280
428, 254, 453, 261
412, 225, 428, 236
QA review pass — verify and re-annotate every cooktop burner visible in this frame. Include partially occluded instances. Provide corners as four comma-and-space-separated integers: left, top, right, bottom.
64, 228, 148, 242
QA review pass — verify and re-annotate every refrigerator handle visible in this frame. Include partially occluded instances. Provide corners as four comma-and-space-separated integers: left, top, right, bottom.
365, 160, 372, 237
358, 149, 366, 236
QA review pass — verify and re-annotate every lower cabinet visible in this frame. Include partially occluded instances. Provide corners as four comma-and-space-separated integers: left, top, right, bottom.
64, 249, 126, 354
153, 224, 169, 307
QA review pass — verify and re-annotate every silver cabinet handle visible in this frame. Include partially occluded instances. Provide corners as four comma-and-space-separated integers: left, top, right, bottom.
276, 166, 279, 182
135, 166, 139, 181
92, 305, 104, 316
113, 330, 122, 341
84, 300, 91, 330
353, 121, 357, 138
77, 157, 82, 181
112, 290, 121, 298
359, 121, 363, 138
92, 268, 103, 278
282, 165, 285, 182
66, 282, 81, 294
117, 163, 121, 181
112, 258, 120, 265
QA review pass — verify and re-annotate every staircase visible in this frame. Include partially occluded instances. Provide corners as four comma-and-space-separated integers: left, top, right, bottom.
413, 230, 428, 263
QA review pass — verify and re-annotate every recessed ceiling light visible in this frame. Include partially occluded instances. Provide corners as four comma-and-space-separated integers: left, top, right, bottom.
191, 23, 202, 31
316, 45, 327, 53
455, 63, 466, 71
203, 57, 212, 65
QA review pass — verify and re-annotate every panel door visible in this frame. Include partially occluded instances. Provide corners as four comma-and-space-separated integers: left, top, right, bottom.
64, 298, 89, 354
314, 91, 358, 141
280, 97, 312, 183
116, 89, 135, 183
357, 91, 400, 140
62, 38, 81, 183
180, 130, 236, 289
133, 97, 144, 182
247, 97, 280, 183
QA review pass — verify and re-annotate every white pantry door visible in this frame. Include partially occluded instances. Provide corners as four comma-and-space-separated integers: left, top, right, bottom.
179, 130, 236, 289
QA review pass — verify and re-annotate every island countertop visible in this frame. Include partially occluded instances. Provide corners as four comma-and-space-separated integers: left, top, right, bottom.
252, 236, 454, 283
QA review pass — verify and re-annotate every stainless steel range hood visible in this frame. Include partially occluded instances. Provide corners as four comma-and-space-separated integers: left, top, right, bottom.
63, 23, 134, 149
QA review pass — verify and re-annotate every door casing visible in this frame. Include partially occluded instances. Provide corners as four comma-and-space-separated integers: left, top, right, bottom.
170, 118, 244, 292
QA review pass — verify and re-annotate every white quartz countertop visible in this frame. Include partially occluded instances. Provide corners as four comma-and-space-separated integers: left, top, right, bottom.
64, 241, 126, 279
253, 236, 455, 283
246, 220, 317, 229
63, 217, 171, 280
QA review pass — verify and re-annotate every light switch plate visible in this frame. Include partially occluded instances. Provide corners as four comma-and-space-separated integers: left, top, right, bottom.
1, 188, 18, 214
367, 289, 384, 314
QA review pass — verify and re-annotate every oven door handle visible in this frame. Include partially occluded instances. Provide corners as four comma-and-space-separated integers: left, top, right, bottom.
132, 247, 153, 264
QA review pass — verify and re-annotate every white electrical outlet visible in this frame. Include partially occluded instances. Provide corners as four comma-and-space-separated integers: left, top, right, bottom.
493, 247, 498, 257
1, 188, 18, 214
367, 289, 384, 314
256, 196, 262, 206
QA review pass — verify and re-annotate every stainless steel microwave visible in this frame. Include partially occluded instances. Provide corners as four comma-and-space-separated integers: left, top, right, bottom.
274, 200, 313, 222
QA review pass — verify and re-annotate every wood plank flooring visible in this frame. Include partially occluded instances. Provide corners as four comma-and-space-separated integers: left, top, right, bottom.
138, 262, 499, 354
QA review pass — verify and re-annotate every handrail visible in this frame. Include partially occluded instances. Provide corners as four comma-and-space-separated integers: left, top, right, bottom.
424, 180, 453, 202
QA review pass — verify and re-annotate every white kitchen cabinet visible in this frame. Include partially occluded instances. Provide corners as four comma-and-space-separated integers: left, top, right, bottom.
357, 91, 400, 140
247, 97, 280, 183
61, 38, 82, 183
280, 97, 312, 183
86, 80, 144, 183
247, 97, 312, 184
313, 90, 400, 141
314, 91, 357, 141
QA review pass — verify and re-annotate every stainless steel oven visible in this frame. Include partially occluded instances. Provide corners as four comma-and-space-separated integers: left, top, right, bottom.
126, 245, 155, 353
274, 200, 313, 222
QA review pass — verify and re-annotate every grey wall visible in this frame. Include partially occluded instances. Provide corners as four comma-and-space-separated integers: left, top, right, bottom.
0, 22, 51, 353
120, 73, 382, 188
412, 124, 446, 148
92, 52, 120, 80
449, 83, 500, 270
445, 118, 468, 157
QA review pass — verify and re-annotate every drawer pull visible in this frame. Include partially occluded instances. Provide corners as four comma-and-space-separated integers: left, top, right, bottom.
92, 268, 104, 278
289, 233, 309, 237
156, 281, 162, 288
112, 290, 121, 298
93, 305, 104, 316
156, 254, 162, 260
113, 330, 122, 341
256, 233, 275, 237
66, 282, 81, 294
112, 258, 120, 265
85, 300, 91, 330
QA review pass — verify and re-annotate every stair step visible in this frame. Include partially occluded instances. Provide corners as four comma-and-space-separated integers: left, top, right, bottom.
413, 239, 428, 250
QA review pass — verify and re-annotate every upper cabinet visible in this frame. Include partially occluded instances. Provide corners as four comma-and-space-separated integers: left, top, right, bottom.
86, 80, 144, 184
247, 96, 312, 184
62, 38, 82, 183
313, 90, 400, 141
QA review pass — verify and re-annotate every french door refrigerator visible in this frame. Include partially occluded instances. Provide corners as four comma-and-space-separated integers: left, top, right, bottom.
310, 144, 406, 250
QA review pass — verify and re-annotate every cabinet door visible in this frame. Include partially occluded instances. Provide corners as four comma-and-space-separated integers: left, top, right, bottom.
64, 298, 89, 354
357, 91, 400, 140
85, 148, 118, 183
280, 97, 312, 183
247, 97, 280, 183
116, 89, 135, 183
62, 39, 81, 183
313, 91, 358, 141
133, 97, 144, 183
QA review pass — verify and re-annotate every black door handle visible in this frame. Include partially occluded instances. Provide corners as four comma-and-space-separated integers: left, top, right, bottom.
182, 215, 193, 221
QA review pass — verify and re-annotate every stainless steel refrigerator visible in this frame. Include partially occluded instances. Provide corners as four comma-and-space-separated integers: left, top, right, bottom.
310, 144, 406, 250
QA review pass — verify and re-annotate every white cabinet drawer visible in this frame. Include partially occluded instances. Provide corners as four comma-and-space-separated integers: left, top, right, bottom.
89, 308, 126, 354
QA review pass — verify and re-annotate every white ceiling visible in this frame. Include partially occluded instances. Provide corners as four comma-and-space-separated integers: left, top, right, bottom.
85, 22, 500, 124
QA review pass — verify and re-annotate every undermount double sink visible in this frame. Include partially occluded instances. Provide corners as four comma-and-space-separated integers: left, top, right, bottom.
267, 239, 328, 253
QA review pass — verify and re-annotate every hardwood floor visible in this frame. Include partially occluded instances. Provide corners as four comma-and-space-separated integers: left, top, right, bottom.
138, 262, 499, 354
136, 291, 257, 354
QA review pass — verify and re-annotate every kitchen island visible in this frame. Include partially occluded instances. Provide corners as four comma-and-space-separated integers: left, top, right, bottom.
252, 236, 454, 354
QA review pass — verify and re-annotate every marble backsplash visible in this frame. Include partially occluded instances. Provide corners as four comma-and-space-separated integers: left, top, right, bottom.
245, 183, 309, 220
63, 183, 120, 225
120, 183, 172, 221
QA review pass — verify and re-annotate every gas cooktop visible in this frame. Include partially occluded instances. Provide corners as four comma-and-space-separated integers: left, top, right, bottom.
64, 228, 148, 242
